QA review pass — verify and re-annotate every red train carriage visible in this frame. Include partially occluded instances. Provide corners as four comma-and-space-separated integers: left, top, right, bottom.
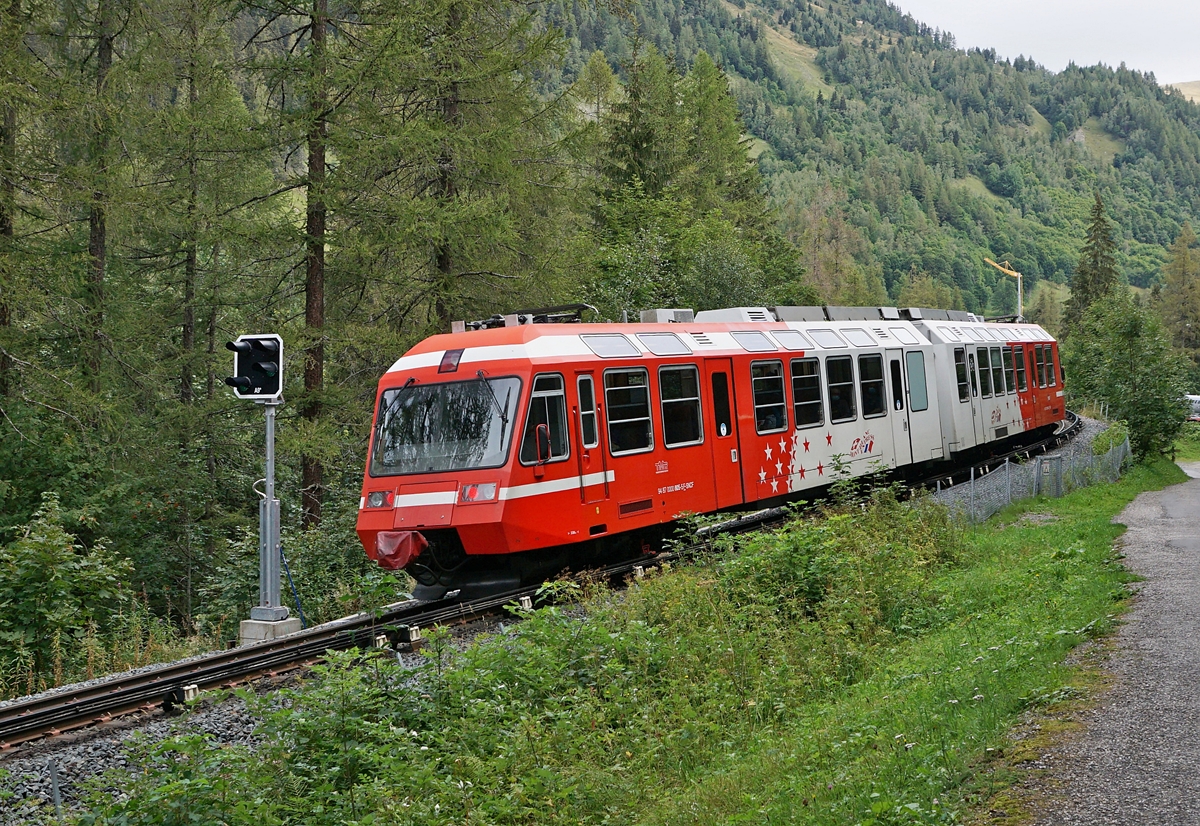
356, 305, 1065, 599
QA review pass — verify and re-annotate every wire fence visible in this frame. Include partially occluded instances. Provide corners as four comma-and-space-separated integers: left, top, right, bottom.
931, 434, 1132, 524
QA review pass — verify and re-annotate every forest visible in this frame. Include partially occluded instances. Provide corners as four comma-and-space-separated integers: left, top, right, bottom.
2, 0, 1200, 686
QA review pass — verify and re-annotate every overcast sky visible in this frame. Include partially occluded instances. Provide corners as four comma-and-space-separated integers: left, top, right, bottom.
893, 0, 1200, 84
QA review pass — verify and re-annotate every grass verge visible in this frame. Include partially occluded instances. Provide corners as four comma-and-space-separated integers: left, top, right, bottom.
1174, 421, 1200, 463
72, 460, 1185, 826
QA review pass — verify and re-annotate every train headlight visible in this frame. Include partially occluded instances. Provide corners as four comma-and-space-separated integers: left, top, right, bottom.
366, 491, 394, 508
459, 482, 498, 503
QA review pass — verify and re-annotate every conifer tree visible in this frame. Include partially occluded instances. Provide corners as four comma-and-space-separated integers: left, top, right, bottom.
1160, 222, 1200, 369
1064, 192, 1120, 336
680, 51, 763, 226
603, 45, 684, 198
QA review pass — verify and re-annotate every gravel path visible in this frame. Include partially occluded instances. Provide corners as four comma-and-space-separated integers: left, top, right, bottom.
1029, 463, 1200, 824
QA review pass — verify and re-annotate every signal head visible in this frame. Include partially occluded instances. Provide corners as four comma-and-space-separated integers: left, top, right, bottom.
225, 334, 284, 401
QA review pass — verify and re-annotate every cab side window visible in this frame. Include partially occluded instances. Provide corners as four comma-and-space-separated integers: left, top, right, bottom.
577, 376, 599, 449
520, 374, 569, 464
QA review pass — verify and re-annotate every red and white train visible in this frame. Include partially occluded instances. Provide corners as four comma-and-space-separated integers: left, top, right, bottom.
356, 305, 1065, 598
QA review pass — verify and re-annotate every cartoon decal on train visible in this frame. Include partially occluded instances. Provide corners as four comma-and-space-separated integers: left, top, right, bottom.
355, 305, 1066, 599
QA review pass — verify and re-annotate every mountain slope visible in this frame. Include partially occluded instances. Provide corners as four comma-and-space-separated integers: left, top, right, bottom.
549, 0, 1200, 312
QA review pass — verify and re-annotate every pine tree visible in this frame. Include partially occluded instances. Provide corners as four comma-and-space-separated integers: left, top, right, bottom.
1160, 222, 1200, 368
603, 45, 684, 198
679, 51, 763, 226
1064, 192, 1120, 336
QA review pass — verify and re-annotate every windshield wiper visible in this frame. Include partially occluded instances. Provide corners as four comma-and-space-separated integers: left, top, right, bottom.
476, 370, 509, 430
376, 377, 417, 435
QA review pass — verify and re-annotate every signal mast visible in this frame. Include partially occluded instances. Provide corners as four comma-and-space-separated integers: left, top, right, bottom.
984, 257, 1023, 320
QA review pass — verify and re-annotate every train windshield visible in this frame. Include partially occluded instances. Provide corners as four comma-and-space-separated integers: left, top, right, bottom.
370, 377, 522, 475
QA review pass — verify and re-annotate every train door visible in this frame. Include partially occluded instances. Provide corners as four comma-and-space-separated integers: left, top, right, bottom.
573, 372, 609, 505
886, 349, 913, 467
704, 358, 745, 509
967, 351, 986, 446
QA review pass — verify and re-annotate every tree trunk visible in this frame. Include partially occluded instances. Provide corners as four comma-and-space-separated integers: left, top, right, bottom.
86, 0, 113, 391
181, 9, 198, 404
433, 4, 461, 332
301, 0, 327, 528
0, 0, 15, 396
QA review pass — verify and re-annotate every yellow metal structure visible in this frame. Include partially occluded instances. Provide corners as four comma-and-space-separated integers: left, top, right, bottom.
984, 257, 1023, 319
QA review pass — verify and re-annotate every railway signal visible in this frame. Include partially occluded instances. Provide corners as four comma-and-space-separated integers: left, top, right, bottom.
225, 334, 283, 400
225, 333, 297, 642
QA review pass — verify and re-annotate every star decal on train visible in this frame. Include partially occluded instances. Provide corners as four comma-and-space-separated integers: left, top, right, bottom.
798, 466, 806, 479
802, 438, 810, 452
817, 462, 825, 476
758, 467, 767, 482
779, 437, 787, 455
775, 461, 783, 475
826, 432, 833, 446
765, 444, 773, 460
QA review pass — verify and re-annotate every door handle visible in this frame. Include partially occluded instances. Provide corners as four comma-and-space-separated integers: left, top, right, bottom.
731, 449, 738, 463
903, 421, 908, 431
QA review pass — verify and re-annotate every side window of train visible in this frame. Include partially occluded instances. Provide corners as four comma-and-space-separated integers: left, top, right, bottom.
659, 366, 703, 448
1035, 345, 1046, 388
859, 354, 887, 418
827, 355, 857, 423
1027, 347, 1038, 389
751, 361, 788, 434
605, 368, 653, 455
711, 372, 733, 437
977, 348, 992, 398
1047, 346, 1058, 387
954, 348, 969, 402
889, 358, 905, 411
577, 375, 599, 449
1014, 346, 1027, 391
967, 352, 979, 397
520, 373, 569, 464
906, 351, 929, 411
791, 358, 823, 427
990, 347, 1005, 395
1002, 348, 1016, 394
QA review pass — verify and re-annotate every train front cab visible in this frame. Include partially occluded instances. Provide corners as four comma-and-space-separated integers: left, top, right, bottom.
917, 319, 1063, 459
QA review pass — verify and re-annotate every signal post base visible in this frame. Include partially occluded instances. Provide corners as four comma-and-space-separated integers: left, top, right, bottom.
239, 617, 302, 647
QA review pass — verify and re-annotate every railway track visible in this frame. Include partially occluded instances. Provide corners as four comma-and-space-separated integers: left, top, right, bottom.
0, 412, 1085, 754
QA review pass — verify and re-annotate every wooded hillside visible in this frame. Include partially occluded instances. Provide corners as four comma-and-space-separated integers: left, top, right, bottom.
1, 0, 1198, 649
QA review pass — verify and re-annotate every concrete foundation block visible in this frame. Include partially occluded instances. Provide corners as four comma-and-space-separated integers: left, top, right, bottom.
239, 617, 303, 647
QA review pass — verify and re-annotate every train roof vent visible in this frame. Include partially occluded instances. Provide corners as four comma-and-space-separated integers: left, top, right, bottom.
640, 308, 695, 324
871, 327, 889, 339
770, 305, 826, 322
825, 306, 884, 321
880, 306, 901, 320
689, 332, 715, 346
452, 303, 596, 332
693, 307, 773, 323
949, 310, 975, 322
902, 307, 949, 321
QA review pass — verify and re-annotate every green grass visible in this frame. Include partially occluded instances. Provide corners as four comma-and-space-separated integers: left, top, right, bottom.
950, 175, 1006, 203
1174, 422, 1200, 462
1027, 107, 1053, 139
1080, 117, 1126, 165
76, 461, 1185, 826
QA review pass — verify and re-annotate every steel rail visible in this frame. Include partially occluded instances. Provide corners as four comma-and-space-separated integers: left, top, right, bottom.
0, 412, 1085, 752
